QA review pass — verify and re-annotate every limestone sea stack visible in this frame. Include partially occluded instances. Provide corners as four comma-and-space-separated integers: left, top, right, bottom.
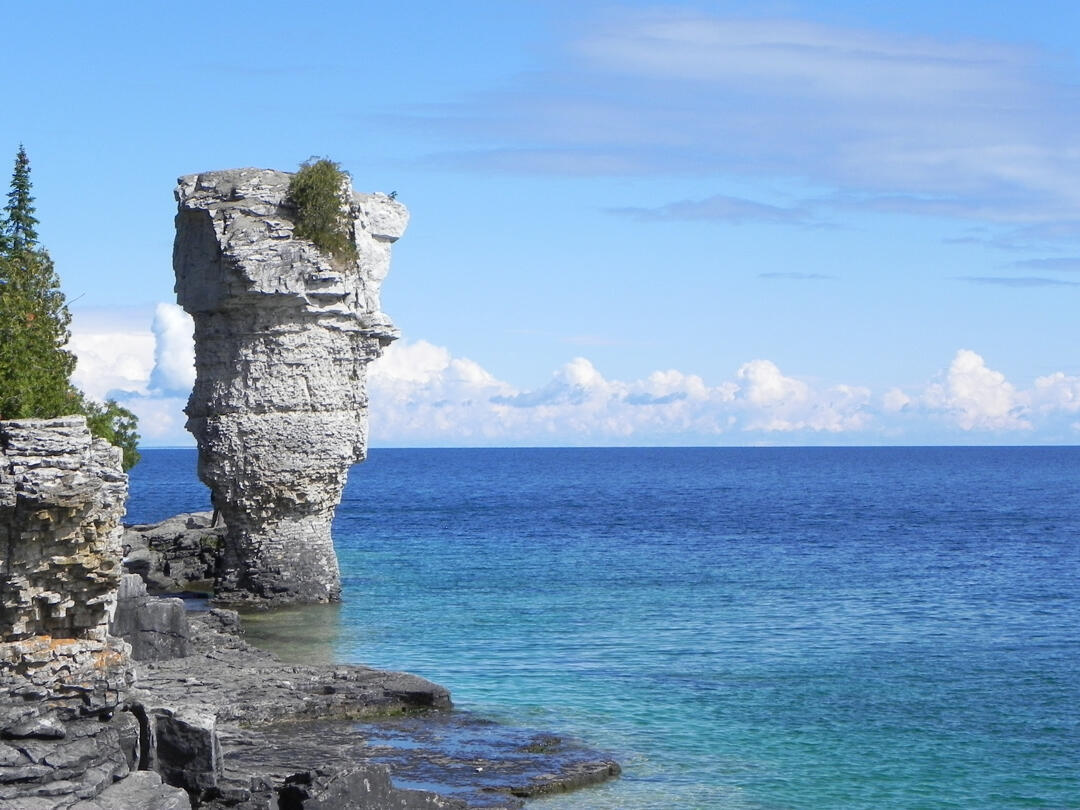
173, 168, 406, 604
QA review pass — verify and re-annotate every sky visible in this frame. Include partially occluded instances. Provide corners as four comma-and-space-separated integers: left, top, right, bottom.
3, 0, 1080, 446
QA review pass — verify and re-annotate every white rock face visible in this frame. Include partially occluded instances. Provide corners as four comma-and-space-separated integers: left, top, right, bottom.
173, 168, 405, 604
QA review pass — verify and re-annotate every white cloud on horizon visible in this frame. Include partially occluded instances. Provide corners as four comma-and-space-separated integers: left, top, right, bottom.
369, 342, 1074, 444
70, 330, 154, 401
70, 304, 195, 443
923, 349, 1030, 431
67, 306, 1080, 446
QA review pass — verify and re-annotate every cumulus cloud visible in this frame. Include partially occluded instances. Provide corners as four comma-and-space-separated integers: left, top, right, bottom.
65, 312, 1080, 445
69, 304, 196, 445
882, 388, 912, 413
1031, 371, 1080, 414
735, 360, 870, 432
69, 330, 155, 401
368, 341, 877, 443
922, 349, 1030, 431
148, 303, 195, 395
371, 343, 1080, 443
370, 343, 743, 443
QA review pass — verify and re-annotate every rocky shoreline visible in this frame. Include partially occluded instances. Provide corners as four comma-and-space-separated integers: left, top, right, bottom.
124, 510, 623, 808
3, 168, 620, 808
5, 590, 621, 809
134, 605, 619, 809
2, 422, 619, 809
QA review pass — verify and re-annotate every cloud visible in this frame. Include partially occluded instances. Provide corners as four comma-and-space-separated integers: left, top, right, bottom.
148, 303, 196, 395
948, 222, 1080, 252
66, 312, 1080, 446
69, 330, 155, 401
735, 360, 870, 432
577, 16, 1021, 99
371, 343, 744, 443
1007, 257, 1080, 272
1031, 372, 1080, 414
758, 272, 834, 280
922, 349, 1030, 430
609, 194, 818, 226
69, 308, 156, 401
954, 276, 1080, 287
409, 10, 1080, 232
737, 359, 809, 407
882, 388, 912, 413
369, 341, 881, 443
69, 304, 196, 445
370, 342, 1080, 443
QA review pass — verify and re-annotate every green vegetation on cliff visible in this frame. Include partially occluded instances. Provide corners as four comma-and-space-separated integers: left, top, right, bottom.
0, 145, 140, 469
287, 158, 357, 263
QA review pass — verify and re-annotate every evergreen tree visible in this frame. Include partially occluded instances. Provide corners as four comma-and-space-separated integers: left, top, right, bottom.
0, 146, 140, 468
2, 145, 39, 252
0, 248, 79, 419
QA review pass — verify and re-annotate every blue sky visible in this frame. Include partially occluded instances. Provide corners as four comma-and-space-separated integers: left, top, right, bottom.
4, 0, 1080, 445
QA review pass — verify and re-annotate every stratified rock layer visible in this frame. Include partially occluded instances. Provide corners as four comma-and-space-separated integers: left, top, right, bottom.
1, 417, 127, 642
173, 168, 406, 604
0, 418, 145, 806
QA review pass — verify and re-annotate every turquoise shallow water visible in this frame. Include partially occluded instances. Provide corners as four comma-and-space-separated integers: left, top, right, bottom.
129, 447, 1080, 809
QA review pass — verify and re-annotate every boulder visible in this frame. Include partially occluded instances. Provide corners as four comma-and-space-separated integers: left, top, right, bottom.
109, 575, 191, 661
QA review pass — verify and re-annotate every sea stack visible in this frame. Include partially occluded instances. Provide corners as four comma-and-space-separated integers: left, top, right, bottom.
173, 168, 406, 604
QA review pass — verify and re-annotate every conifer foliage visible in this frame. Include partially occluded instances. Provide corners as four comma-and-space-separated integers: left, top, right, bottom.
0, 145, 140, 468
3, 146, 39, 252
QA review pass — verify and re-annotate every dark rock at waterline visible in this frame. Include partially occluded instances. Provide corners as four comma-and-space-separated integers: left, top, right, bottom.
129, 613, 618, 808
110, 575, 192, 661
4, 418, 617, 807
235, 712, 622, 809
122, 512, 223, 596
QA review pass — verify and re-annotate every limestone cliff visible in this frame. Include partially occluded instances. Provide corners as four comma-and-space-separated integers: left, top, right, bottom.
0, 417, 146, 805
173, 168, 406, 604
1, 417, 127, 641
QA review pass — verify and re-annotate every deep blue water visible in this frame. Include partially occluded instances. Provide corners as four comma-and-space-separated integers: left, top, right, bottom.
127, 447, 1080, 809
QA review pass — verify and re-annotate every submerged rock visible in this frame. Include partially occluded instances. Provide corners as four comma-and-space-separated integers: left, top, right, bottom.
136, 613, 618, 809
173, 168, 406, 605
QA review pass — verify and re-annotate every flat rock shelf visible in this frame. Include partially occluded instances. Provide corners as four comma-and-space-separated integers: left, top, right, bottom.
135, 610, 619, 809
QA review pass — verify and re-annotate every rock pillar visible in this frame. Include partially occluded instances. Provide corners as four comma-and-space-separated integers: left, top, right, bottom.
173, 168, 405, 604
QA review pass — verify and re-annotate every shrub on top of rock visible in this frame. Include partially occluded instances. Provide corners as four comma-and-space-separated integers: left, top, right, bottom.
287, 158, 357, 264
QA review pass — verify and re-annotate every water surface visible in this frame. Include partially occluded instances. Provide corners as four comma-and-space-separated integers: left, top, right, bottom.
128, 447, 1080, 809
